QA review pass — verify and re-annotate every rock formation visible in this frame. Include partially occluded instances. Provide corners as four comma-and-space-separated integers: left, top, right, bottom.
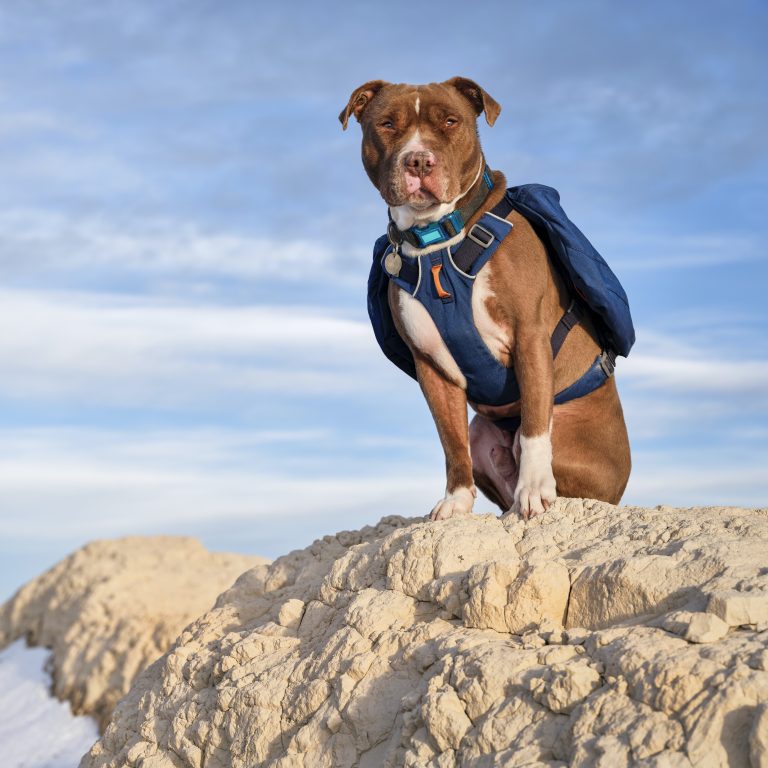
0, 536, 265, 730
77, 500, 768, 767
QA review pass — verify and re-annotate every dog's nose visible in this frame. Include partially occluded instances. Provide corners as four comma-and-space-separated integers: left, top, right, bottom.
403, 151, 435, 177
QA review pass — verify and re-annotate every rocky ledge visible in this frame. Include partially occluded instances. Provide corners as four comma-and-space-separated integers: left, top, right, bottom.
0, 536, 265, 730
71, 500, 768, 768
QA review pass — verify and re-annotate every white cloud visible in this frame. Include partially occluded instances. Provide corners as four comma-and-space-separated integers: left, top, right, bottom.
622, 354, 768, 394
621, 327, 768, 395
615, 325, 768, 440
624, 451, 768, 509
0, 426, 445, 540
0, 423, 498, 599
1, 285, 765, 423
0, 288, 386, 403
0, 424, 762, 548
0, 109, 73, 138
0, 209, 340, 280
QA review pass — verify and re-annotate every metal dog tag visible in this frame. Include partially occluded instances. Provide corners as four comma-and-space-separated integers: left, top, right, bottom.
384, 249, 402, 277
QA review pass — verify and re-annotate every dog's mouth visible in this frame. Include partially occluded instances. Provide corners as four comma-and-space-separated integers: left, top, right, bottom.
386, 172, 445, 210
406, 187, 439, 210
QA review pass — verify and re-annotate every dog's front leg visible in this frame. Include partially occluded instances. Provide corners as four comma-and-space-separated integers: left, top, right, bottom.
513, 325, 557, 519
413, 354, 476, 521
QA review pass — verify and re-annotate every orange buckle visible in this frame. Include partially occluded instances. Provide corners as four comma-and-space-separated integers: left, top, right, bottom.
431, 264, 452, 299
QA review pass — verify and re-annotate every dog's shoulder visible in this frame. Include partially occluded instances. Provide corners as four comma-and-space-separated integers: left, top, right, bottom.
495, 209, 548, 264
484, 209, 554, 307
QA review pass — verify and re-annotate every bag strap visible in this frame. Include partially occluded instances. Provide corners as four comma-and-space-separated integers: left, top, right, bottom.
550, 300, 582, 358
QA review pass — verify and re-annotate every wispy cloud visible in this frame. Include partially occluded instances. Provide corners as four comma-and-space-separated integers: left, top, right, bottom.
621, 325, 768, 396
617, 323, 768, 443
625, 449, 768, 508
0, 210, 343, 281
601, 231, 759, 270
0, 422, 465, 599
0, 289, 384, 404
0, 426, 444, 540
622, 355, 768, 394
0, 109, 75, 139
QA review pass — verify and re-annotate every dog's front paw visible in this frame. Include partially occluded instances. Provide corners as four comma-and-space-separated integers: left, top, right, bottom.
511, 433, 556, 520
430, 486, 475, 521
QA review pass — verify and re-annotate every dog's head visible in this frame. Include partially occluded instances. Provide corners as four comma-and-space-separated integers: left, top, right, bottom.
339, 78, 500, 228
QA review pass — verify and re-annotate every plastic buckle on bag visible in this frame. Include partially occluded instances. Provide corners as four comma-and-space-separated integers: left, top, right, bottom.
600, 349, 616, 378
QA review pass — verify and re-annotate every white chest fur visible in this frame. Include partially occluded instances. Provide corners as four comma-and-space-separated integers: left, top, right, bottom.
471, 267, 512, 363
392, 260, 512, 388
395, 288, 467, 388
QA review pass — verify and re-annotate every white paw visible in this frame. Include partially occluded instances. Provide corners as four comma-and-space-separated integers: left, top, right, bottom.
430, 486, 475, 521
512, 433, 556, 520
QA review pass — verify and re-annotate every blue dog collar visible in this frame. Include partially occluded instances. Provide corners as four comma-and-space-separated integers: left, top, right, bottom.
410, 208, 466, 247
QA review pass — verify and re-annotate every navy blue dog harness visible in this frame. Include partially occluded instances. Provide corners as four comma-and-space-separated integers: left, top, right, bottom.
368, 184, 635, 431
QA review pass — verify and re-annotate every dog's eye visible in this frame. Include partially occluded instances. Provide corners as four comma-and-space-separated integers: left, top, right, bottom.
380, 119, 395, 130
445, 117, 459, 127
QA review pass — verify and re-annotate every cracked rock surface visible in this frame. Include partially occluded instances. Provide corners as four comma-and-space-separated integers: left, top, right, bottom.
0, 536, 264, 730
80, 500, 768, 767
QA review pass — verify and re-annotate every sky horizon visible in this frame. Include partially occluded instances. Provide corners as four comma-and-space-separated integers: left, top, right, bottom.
1, 0, 767, 601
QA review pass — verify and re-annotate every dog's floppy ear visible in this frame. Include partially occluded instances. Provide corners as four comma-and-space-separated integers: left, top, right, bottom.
443, 76, 501, 126
338, 80, 389, 130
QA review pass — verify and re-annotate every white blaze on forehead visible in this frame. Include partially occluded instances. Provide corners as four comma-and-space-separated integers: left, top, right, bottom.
415, 95, 420, 115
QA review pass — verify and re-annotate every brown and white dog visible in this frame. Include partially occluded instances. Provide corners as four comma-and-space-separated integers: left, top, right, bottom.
340, 77, 631, 521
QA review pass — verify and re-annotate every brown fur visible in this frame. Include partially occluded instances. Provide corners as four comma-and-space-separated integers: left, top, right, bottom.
342, 78, 631, 516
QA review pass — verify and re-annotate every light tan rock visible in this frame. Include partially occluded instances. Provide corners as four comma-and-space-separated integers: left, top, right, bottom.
421, 683, 473, 751
277, 598, 305, 630
708, 589, 768, 628
686, 612, 730, 643
530, 661, 602, 714
16, 500, 765, 768
0, 536, 265, 730
463, 558, 520, 632
505, 559, 570, 634
659, 610, 730, 643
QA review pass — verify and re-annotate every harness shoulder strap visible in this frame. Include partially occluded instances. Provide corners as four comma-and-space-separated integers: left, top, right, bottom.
452, 195, 515, 274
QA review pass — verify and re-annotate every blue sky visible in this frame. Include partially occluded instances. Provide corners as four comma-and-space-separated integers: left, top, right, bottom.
0, 0, 766, 600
